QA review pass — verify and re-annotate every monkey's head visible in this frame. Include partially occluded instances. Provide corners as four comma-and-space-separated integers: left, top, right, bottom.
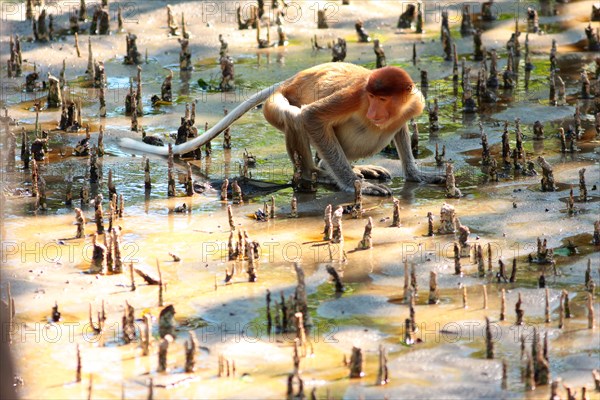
365, 66, 419, 128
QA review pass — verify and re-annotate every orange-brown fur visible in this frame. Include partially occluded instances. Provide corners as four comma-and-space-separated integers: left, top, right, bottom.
264, 62, 435, 195
120, 62, 440, 195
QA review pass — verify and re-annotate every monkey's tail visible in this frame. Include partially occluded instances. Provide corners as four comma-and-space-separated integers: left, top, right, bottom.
118, 82, 283, 156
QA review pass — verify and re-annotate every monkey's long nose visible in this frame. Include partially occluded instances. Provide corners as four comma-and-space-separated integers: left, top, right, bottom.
367, 106, 384, 122
367, 109, 387, 125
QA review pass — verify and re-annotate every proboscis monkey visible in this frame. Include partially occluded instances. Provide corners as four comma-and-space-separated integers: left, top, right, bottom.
119, 62, 444, 195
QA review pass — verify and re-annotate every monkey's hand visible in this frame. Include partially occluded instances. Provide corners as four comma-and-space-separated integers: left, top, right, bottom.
393, 127, 446, 185
314, 167, 391, 195
360, 181, 392, 196
353, 165, 392, 180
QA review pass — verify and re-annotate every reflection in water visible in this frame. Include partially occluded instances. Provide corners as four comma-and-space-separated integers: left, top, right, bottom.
223, 148, 232, 178
396, 180, 419, 204
204, 155, 212, 177
462, 111, 477, 128
179, 70, 191, 96
144, 190, 150, 214
533, 138, 545, 154
452, 98, 458, 123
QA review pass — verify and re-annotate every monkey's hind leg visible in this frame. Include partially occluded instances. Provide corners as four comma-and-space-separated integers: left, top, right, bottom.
265, 93, 318, 180
285, 123, 318, 180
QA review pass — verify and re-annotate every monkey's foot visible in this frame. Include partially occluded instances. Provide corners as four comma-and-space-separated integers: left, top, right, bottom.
353, 165, 391, 180
408, 172, 446, 184
360, 181, 392, 196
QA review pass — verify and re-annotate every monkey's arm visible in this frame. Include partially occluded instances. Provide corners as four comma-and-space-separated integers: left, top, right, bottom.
300, 88, 392, 196
393, 125, 445, 183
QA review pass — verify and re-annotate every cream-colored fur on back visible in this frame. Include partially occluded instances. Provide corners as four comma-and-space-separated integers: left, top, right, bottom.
265, 85, 424, 161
